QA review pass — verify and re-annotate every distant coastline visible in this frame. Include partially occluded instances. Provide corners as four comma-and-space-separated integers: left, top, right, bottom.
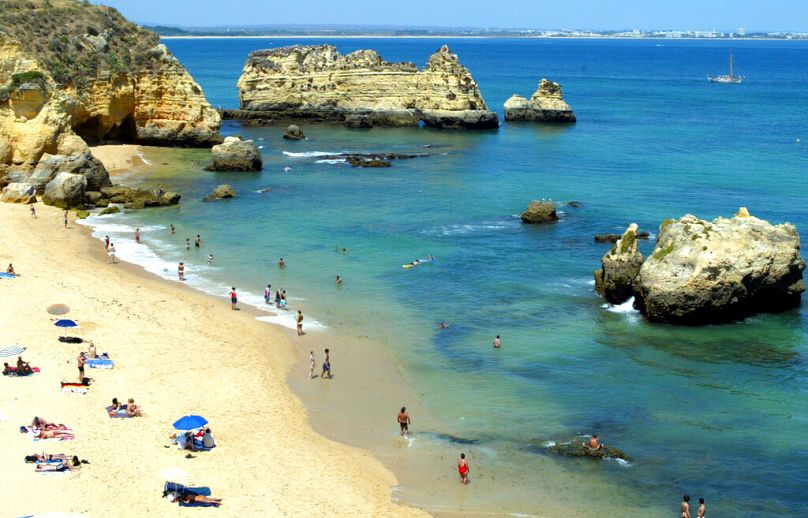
160, 34, 799, 41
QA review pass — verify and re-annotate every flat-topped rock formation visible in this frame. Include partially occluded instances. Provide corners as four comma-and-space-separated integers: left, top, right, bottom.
209, 136, 262, 172
505, 79, 576, 123
0, 0, 221, 192
236, 44, 498, 130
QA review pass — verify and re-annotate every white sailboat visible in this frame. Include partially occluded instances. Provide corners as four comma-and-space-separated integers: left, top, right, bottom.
708, 50, 743, 83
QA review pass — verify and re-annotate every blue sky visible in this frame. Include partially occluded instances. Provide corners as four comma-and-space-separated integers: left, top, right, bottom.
93, 1, 807, 32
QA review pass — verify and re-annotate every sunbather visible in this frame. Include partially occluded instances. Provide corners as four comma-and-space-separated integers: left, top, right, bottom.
164, 491, 223, 506
35, 429, 74, 440
25, 453, 70, 463
3, 363, 13, 375
7, 263, 15, 275
127, 398, 142, 417
16, 356, 33, 375
31, 417, 66, 430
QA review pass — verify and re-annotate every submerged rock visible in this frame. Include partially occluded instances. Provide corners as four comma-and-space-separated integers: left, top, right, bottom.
283, 124, 305, 140
521, 200, 559, 224
210, 136, 263, 171
346, 157, 391, 168
633, 209, 805, 324
530, 438, 630, 462
205, 184, 236, 201
594, 223, 645, 304
505, 79, 576, 123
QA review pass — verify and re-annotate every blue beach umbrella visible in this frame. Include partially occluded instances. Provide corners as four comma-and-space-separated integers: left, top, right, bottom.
173, 415, 208, 431
53, 319, 79, 329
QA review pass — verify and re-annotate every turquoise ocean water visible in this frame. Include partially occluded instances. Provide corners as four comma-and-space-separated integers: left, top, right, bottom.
83, 38, 807, 516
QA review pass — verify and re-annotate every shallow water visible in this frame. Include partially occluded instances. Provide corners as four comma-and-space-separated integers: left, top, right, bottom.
82, 38, 808, 516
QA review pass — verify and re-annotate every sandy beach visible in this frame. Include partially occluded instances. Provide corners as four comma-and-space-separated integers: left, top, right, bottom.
0, 200, 426, 515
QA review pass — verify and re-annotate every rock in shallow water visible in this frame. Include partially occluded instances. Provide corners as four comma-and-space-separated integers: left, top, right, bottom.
595, 223, 644, 304
283, 124, 305, 140
633, 209, 805, 324
505, 79, 576, 123
210, 136, 262, 171
521, 200, 558, 224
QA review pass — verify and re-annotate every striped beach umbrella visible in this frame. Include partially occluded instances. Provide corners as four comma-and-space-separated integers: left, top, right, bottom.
0, 344, 25, 357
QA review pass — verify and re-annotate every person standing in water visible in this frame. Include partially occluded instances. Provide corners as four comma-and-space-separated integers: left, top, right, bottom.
104, 235, 110, 249
278, 258, 285, 269
170, 224, 175, 234
195, 234, 201, 247
296, 310, 304, 336
681, 495, 691, 518
178, 262, 185, 281
321, 348, 331, 379
207, 254, 213, 265
275, 289, 281, 309
230, 287, 238, 310
135, 228, 141, 243
457, 453, 469, 485
398, 407, 411, 436
493, 335, 501, 349
308, 351, 316, 379
264, 284, 272, 304
185, 238, 190, 250
335, 275, 342, 286
697, 498, 705, 518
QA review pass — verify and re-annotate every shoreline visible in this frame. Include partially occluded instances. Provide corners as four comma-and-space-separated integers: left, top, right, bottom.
0, 196, 427, 516
159, 35, 800, 42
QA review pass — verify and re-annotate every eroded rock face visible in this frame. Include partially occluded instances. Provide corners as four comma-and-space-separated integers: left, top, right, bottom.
29, 152, 111, 193
521, 200, 559, 224
210, 136, 262, 171
205, 184, 236, 201
505, 79, 576, 123
595, 223, 644, 304
633, 209, 805, 324
1, 182, 36, 203
237, 44, 498, 129
0, 1, 221, 184
43, 172, 87, 209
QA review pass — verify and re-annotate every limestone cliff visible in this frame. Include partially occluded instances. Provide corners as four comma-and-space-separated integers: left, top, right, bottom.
0, 0, 220, 178
236, 44, 498, 129
505, 79, 576, 123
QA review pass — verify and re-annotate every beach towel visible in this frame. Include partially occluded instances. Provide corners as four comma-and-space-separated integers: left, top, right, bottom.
105, 405, 132, 418
61, 386, 88, 394
0, 272, 16, 279
58, 336, 83, 344
3, 367, 40, 377
164, 482, 212, 497
86, 358, 114, 369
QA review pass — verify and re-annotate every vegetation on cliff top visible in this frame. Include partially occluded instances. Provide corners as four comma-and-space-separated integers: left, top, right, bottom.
0, 0, 163, 91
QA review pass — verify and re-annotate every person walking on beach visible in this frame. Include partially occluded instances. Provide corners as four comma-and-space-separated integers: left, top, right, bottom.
278, 257, 285, 269
195, 234, 201, 247
77, 352, 86, 382
308, 351, 316, 379
63, 210, 68, 228
697, 498, 706, 518
681, 495, 691, 518
30, 205, 36, 218
264, 284, 272, 304
321, 348, 331, 379
185, 238, 190, 250
230, 287, 238, 310
104, 235, 110, 249
296, 310, 304, 336
493, 335, 501, 349
170, 224, 175, 234
135, 227, 141, 243
275, 289, 281, 308
398, 407, 411, 436
457, 453, 469, 485
178, 262, 185, 281
107, 243, 117, 264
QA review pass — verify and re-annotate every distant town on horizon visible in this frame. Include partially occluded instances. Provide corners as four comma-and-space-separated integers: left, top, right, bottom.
147, 23, 808, 40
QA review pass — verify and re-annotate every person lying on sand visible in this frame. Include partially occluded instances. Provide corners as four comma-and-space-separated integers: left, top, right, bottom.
25, 453, 70, 463
34, 429, 74, 440
163, 491, 223, 506
31, 417, 67, 430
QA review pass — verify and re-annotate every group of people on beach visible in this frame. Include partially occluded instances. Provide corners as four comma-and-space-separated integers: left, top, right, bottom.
3, 356, 33, 376
308, 349, 331, 379
109, 397, 143, 417
682, 495, 707, 518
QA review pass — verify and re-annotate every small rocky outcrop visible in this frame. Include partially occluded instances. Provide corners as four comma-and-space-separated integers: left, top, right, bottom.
530, 439, 629, 462
236, 44, 498, 129
96, 185, 181, 209
595, 232, 650, 243
594, 223, 645, 304
521, 200, 558, 224
505, 79, 576, 123
1, 182, 36, 203
631, 209, 805, 324
43, 172, 87, 209
98, 205, 120, 215
29, 152, 111, 193
346, 157, 391, 168
205, 184, 236, 201
210, 137, 262, 171
283, 124, 305, 140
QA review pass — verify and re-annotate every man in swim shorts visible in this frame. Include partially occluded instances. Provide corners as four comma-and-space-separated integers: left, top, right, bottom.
321, 348, 331, 379
230, 287, 238, 310
77, 352, 86, 382
493, 335, 501, 349
398, 407, 411, 436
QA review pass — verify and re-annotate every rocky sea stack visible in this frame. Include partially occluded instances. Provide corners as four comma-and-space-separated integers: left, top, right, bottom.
505, 79, 576, 123
210, 136, 262, 171
594, 223, 644, 304
234, 44, 498, 130
521, 200, 559, 224
596, 209, 805, 324
0, 0, 221, 191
